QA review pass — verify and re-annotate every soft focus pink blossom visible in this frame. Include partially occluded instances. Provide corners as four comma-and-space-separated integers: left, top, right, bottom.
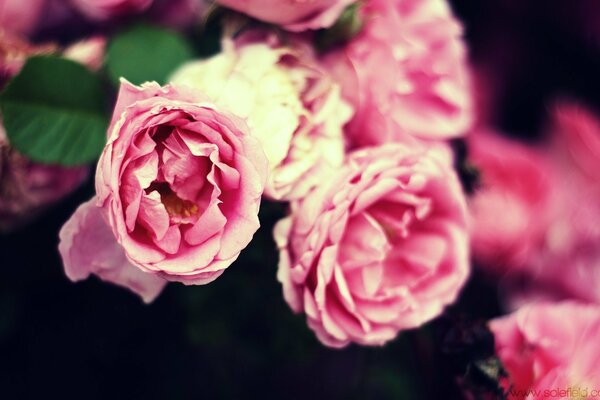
324, 0, 473, 147
171, 33, 352, 201
59, 80, 268, 301
471, 104, 600, 308
275, 143, 469, 347
215, 0, 354, 31
490, 301, 600, 399
70, 0, 153, 20
0, 0, 45, 35
468, 129, 553, 272
523, 103, 600, 305
63, 36, 106, 71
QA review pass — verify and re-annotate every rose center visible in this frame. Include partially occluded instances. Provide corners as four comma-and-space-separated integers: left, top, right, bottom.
146, 182, 199, 219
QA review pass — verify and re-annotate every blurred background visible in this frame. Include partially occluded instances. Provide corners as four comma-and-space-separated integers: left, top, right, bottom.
2, 0, 600, 399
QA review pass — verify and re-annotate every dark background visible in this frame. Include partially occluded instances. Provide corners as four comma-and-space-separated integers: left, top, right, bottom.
2, 1, 600, 398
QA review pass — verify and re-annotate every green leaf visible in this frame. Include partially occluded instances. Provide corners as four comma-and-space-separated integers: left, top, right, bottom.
0, 56, 108, 166
107, 24, 194, 85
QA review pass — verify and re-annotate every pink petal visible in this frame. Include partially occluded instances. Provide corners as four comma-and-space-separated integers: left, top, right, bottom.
137, 190, 170, 240
184, 201, 228, 246
58, 198, 166, 303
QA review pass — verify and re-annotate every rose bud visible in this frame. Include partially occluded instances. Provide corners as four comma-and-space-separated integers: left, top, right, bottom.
215, 0, 355, 31
59, 80, 268, 302
69, 0, 153, 20
171, 33, 353, 201
275, 143, 470, 347
490, 301, 600, 400
324, 0, 473, 147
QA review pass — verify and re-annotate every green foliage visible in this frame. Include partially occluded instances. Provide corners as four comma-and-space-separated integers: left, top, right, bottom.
0, 56, 108, 165
107, 24, 194, 85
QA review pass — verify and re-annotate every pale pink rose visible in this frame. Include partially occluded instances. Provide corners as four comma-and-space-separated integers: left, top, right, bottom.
0, 0, 45, 35
275, 143, 469, 347
490, 301, 600, 399
468, 129, 553, 272
70, 0, 153, 20
59, 80, 268, 302
171, 33, 352, 201
0, 126, 89, 232
63, 36, 106, 72
325, 0, 473, 147
215, 0, 354, 31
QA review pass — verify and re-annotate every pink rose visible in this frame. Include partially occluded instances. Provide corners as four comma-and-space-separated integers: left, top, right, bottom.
69, 0, 153, 20
468, 129, 553, 272
490, 301, 600, 399
0, 0, 45, 35
0, 126, 89, 232
215, 0, 355, 31
275, 143, 470, 347
325, 0, 473, 147
59, 80, 268, 302
171, 33, 352, 200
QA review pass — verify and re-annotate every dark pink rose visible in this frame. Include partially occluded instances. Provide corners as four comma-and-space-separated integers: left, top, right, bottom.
215, 0, 355, 31
490, 301, 600, 399
468, 129, 553, 272
69, 0, 153, 20
0, 0, 45, 35
325, 0, 473, 147
275, 143, 469, 347
59, 80, 268, 302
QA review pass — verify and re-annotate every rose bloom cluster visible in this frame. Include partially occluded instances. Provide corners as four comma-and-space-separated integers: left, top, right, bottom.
6, 0, 600, 396
468, 76, 600, 397
4, 0, 472, 349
